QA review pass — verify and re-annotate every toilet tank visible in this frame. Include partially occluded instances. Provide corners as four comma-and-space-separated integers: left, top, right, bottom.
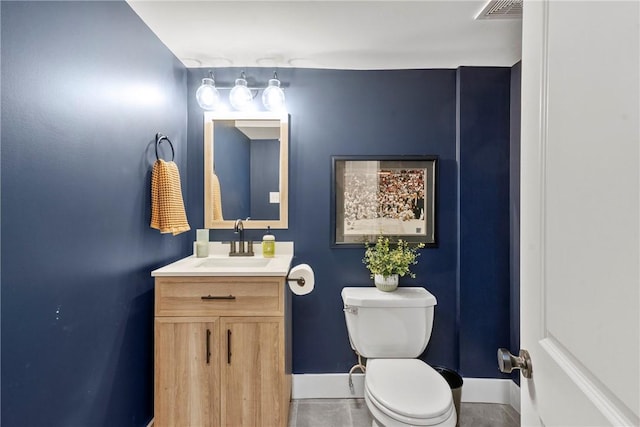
342, 287, 437, 358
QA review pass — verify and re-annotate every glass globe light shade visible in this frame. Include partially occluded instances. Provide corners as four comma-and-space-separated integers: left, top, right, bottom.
196, 78, 220, 110
229, 78, 253, 111
262, 78, 286, 112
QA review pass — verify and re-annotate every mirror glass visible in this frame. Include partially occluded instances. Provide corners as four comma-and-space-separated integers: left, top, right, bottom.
204, 112, 288, 229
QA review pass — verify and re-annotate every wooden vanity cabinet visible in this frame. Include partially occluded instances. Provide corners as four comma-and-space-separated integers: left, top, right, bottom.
154, 276, 291, 427
155, 317, 220, 426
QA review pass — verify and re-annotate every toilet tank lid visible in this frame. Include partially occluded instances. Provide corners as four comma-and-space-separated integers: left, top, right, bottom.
341, 287, 437, 307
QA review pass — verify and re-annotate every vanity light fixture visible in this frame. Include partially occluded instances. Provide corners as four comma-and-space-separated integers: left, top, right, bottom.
196, 70, 287, 112
261, 72, 286, 112
195, 72, 221, 111
229, 72, 254, 111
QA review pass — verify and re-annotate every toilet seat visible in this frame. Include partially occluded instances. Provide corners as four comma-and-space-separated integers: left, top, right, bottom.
365, 388, 456, 427
365, 359, 455, 426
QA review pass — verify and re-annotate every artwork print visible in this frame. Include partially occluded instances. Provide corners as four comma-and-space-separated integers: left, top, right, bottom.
332, 156, 437, 247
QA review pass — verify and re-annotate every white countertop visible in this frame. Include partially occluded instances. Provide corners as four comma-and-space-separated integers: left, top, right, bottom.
152, 241, 294, 277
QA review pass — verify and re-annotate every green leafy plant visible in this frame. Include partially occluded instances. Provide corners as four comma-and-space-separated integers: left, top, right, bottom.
362, 235, 425, 278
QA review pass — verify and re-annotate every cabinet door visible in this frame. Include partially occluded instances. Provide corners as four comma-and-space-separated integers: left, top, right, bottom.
220, 317, 284, 427
155, 317, 220, 427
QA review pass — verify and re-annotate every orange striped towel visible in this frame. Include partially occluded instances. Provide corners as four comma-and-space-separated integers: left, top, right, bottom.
150, 159, 190, 235
211, 172, 224, 221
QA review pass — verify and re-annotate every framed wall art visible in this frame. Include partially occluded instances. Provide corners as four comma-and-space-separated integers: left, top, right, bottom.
331, 155, 438, 247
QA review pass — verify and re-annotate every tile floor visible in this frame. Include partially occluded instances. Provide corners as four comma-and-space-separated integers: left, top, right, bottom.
288, 399, 520, 427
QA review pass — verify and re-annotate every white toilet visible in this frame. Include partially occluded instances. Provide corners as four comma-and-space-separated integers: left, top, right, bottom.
342, 287, 457, 427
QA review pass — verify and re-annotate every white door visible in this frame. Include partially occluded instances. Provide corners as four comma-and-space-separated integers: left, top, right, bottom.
520, 1, 639, 426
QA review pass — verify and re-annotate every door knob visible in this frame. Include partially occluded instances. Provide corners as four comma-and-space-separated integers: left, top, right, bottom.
497, 348, 532, 378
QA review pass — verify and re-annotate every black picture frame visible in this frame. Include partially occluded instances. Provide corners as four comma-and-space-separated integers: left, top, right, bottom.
331, 155, 438, 248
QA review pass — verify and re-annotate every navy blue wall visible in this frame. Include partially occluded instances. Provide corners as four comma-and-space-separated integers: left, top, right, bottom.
250, 139, 280, 220
214, 123, 251, 219
457, 67, 512, 378
187, 67, 514, 376
1, 4, 518, 423
1, 2, 188, 425
509, 62, 521, 384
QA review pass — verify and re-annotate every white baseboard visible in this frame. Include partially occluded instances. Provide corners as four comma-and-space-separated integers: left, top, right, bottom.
292, 373, 366, 399
460, 377, 514, 404
292, 373, 520, 409
509, 380, 521, 413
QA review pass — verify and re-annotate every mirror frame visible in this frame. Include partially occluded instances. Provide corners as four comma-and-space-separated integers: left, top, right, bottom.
203, 111, 289, 229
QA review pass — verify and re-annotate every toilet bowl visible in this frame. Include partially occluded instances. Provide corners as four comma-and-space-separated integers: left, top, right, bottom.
341, 287, 456, 427
364, 359, 456, 427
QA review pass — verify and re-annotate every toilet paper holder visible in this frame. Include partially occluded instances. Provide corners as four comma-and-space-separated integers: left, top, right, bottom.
286, 266, 306, 287
286, 264, 314, 296
286, 275, 305, 287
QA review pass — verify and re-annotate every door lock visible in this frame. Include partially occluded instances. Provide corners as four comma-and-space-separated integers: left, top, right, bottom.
497, 348, 532, 378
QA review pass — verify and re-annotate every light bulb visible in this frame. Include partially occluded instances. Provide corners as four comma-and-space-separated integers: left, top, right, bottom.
229, 78, 253, 111
196, 77, 220, 110
262, 78, 286, 112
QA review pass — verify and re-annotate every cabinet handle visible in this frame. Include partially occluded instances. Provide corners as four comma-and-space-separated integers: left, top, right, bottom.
201, 295, 236, 300
227, 329, 232, 364
206, 329, 211, 365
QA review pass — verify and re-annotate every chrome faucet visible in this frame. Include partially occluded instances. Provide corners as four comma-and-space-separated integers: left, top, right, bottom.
230, 218, 254, 256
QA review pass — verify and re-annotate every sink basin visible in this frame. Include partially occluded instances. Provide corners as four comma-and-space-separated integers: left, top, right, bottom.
197, 257, 272, 268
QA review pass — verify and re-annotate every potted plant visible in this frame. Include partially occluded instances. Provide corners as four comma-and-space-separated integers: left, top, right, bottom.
362, 235, 425, 292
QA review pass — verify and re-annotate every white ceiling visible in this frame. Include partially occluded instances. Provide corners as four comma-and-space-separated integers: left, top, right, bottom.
127, 1, 522, 70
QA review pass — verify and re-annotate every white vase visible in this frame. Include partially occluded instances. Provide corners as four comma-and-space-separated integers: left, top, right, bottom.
374, 274, 399, 292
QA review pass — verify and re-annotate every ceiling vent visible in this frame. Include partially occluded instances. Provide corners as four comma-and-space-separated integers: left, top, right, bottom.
475, 0, 523, 20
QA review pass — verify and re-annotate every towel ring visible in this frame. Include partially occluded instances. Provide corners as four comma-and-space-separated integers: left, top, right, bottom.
155, 133, 175, 161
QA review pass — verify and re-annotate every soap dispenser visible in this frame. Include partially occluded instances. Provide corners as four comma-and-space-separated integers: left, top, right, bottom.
262, 226, 275, 258
196, 229, 209, 258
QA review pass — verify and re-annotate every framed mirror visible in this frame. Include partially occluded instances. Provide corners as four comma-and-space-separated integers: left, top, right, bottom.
204, 111, 289, 229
